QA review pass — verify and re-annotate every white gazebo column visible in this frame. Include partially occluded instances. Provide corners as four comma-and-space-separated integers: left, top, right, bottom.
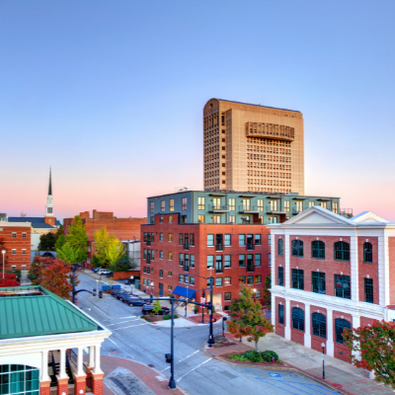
271, 292, 276, 326
326, 309, 334, 357
74, 347, 87, 395
285, 299, 291, 340
77, 347, 85, 377
41, 350, 51, 382
88, 346, 95, 369
304, 304, 311, 348
56, 349, 69, 395
91, 344, 104, 395
93, 344, 103, 375
352, 315, 361, 360
350, 235, 359, 301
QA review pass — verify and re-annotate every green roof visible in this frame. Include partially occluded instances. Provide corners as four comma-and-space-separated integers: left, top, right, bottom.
0, 286, 99, 339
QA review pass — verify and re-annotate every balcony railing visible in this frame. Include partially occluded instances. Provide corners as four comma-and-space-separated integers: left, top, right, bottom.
239, 205, 259, 213
209, 204, 230, 212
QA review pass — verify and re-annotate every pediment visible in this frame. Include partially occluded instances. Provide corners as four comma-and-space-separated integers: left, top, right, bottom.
352, 211, 389, 223
284, 206, 353, 226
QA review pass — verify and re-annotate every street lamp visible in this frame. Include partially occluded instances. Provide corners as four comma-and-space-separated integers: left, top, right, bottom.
321, 342, 325, 379
130, 276, 134, 295
150, 281, 154, 302
185, 284, 189, 317
1, 250, 5, 280
253, 288, 257, 302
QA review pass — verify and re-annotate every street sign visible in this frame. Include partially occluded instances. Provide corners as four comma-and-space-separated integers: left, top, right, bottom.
269, 373, 281, 377
201, 297, 206, 303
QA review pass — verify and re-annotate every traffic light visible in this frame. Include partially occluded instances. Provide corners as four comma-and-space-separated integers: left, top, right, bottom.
165, 353, 172, 363
99, 291, 103, 299
211, 318, 217, 323
202, 290, 205, 298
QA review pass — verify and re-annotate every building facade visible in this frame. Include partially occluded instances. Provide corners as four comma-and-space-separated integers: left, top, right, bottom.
140, 213, 270, 312
147, 190, 340, 226
203, 98, 304, 194
269, 207, 395, 363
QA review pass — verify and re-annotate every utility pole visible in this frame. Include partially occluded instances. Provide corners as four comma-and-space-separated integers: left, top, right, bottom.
169, 299, 176, 389
208, 275, 215, 347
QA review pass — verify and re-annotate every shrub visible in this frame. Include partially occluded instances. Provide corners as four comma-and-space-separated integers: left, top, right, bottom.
162, 315, 170, 320
146, 318, 153, 322
174, 315, 178, 319
228, 354, 250, 362
261, 350, 280, 363
244, 350, 263, 363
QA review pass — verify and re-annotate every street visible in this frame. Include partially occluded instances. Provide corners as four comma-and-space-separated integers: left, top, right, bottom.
77, 272, 340, 395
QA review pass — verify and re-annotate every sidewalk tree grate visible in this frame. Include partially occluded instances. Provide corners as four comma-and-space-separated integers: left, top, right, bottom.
148, 364, 155, 368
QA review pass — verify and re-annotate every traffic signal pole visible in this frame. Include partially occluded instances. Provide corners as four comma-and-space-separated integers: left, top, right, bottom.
169, 298, 176, 389
208, 276, 215, 347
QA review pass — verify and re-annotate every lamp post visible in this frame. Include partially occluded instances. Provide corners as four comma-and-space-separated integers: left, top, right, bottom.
321, 342, 326, 379
150, 281, 154, 302
253, 288, 257, 302
185, 284, 189, 317
130, 276, 134, 295
1, 250, 5, 280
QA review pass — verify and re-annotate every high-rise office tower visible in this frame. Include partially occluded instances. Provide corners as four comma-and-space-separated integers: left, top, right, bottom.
203, 99, 304, 194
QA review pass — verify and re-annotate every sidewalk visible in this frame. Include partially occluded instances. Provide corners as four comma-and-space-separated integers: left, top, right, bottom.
208, 332, 394, 395
100, 355, 185, 395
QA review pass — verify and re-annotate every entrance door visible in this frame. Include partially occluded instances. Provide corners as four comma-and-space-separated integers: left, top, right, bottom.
159, 282, 164, 297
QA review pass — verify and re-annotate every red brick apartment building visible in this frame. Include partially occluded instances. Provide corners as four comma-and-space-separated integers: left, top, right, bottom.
0, 221, 31, 271
269, 206, 395, 363
140, 213, 271, 312
64, 210, 146, 263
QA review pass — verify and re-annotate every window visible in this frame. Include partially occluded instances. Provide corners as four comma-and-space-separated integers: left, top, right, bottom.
224, 292, 231, 300
284, 201, 290, 212
255, 275, 262, 284
160, 233, 163, 241
224, 234, 231, 246
190, 234, 195, 246
312, 313, 326, 339
268, 235, 271, 246
247, 254, 253, 271
239, 276, 246, 284
151, 250, 154, 260
309, 201, 315, 207
179, 274, 183, 283
335, 275, 351, 299
320, 201, 327, 209
150, 202, 154, 213
335, 319, 351, 344
333, 202, 338, 214
147, 267, 150, 274
143, 233, 147, 242
168, 285, 173, 291
365, 278, 374, 303
213, 197, 221, 210
246, 234, 253, 250
268, 253, 271, 267
278, 267, 284, 286
216, 255, 223, 273
190, 254, 195, 268
207, 255, 214, 269
312, 240, 325, 259
179, 253, 184, 266
239, 254, 245, 267
0, 364, 40, 395
216, 234, 223, 250
229, 215, 236, 223
296, 201, 303, 212
198, 196, 205, 210
182, 197, 187, 210
312, 272, 326, 294
184, 254, 189, 270
143, 267, 147, 273
216, 277, 223, 286
242, 199, 251, 211
184, 234, 189, 249
151, 233, 155, 242
224, 254, 231, 268
212, 215, 221, 224
12, 232, 16, 238
144, 249, 147, 260
229, 198, 236, 211
198, 215, 205, 224
23, 232, 27, 238
22, 249, 26, 255
160, 200, 165, 212
291, 240, 304, 257
190, 277, 195, 285
255, 234, 261, 246
11, 265, 16, 271
257, 199, 264, 212
241, 215, 251, 224
160, 251, 163, 259
143, 278, 147, 284
247, 276, 253, 284
159, 270, 163, 278
150, 216, 154, 224
292, 307, 305, 331
278, 305, 284, 324
239, 234, 245, 246
12, 249, 16, 255
255, 254, 261, 267
160, 216, 163, 223
224, 276, 231, 285
168, 233, 173, 242
168, 271, 172, 277
292, 269, 304, 290
169, 215, 173, 223
169, 199, 174, 212
334, 241, 350, 261
278, 239, 284, 255
364, 242, 373, 263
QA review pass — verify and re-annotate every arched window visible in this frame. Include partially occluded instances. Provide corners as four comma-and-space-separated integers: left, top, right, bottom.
335, 318, 351, 344
312, 313, 327, 338
291, 240, 303, 257
0, 364, 39, 394
311, 240, 325, 259
334, 241, 350, 261
278, 239, 284, 255
292, 307, 305, 331
364, 242, 373, 263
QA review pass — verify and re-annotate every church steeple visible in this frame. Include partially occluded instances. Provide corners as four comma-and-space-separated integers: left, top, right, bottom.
45, 168, 54, 223
48, 168, 52, 196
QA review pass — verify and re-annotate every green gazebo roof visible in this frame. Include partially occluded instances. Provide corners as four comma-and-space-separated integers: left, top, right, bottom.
0, 286, 99, 339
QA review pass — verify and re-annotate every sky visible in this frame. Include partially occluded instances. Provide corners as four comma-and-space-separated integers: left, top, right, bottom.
1, 1, 395, 221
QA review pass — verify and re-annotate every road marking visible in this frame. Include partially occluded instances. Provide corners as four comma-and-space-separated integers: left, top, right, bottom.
107, 319, 140, 326
106, 338, 119, 347
178, 350, 199, 362
176, 358, 212, 382
119, 316, 137, 319
93, 305, 110, 318
113, 323, 148, 331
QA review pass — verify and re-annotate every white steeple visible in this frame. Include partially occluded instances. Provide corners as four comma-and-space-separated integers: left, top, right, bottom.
45, 168, 54, 217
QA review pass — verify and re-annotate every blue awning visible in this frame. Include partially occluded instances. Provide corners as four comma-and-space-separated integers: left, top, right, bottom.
173, 286, 196, 299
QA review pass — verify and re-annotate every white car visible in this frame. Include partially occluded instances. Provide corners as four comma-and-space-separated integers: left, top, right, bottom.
97, 269, 112, 275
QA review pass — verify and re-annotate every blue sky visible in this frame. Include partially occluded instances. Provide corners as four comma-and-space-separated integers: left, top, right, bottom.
1, 1, 394, 220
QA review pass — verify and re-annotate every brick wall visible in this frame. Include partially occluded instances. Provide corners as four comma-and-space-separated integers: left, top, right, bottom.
358, 237, 379, 304
333, 310, 352, 362
91, 373, 104, 395
0, 225, 31, 271
274, 235, 285, 286
56, 378, 69, 395
389, 237, 395, 304
39, 381, 51, 395
74, 376, 87, 395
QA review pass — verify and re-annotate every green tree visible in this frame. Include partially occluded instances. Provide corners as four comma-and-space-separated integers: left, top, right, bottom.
38, 232, 58, 251
262, 274, 271, 307
227, 285, 273, 350
94, 227, 124, 268
153, 300, 162, 315
344, 320, 395, 388
67, 216, 88, 263
57, 242, 79, 265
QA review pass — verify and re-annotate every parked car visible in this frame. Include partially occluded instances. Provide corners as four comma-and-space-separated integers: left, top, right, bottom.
116, 292, 130, 300
97, 269, 112, 275
141, 304, 170, 315
119, 294, 133, 303
124, 278, 134, 285
93, 267, 102, 273
127, 298, 150, 307
111, 289, 126, 296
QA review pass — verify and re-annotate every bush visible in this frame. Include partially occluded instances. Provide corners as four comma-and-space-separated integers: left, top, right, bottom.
174, 315, 178, 319
244, 350, 263, 363
162, 315, 170, 320
146, 318, 153, 322
228, 354, 250, 362
261, 350, 280, 363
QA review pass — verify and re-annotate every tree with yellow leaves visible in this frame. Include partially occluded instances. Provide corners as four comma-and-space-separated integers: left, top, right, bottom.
94, 227, 124, 270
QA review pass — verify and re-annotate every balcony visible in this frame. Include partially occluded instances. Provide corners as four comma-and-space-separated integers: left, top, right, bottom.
266, 205, 286, 214
209, 204, 230, 213
238, 205, 260, 214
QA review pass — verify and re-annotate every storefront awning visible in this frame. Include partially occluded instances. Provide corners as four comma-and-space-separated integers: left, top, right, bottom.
173, 286, 196, 299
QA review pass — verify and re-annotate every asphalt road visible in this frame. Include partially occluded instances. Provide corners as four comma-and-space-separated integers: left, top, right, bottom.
77, 272, 341, 395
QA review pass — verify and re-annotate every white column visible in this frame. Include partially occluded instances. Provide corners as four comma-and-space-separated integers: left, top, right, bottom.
93, 344, 103, 374
284, 234, 290, 289
285, 299, 291, 340
350, 235, 359, 302
381, 235, 389, 306
304, 304, 311, 348
352, 315, 361, 360
326, 309, 334, 357
41, 350, 51, 382
88, 346, 95, 369
77, 347, 85, 377
271, 292, 276, 326
58, 349, 68, 379
271, 235, 276, 287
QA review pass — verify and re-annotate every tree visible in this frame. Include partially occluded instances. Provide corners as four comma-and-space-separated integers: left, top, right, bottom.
0, 272, 20, 287
344, 320, 395, 388
67, 216, 88, 263
94, 227, 124, 269
262, 274, 271, 307
57, 242, 79, 265
38, 232, 58, 251
153, 300, 162, 315
227, 285, 274, 350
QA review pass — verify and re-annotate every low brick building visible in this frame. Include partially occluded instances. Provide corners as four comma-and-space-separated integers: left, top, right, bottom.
269, 206, 395, 363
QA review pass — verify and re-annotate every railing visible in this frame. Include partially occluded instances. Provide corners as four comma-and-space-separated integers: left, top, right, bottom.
209, 204, 229, 211
239, 205, 258, 212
